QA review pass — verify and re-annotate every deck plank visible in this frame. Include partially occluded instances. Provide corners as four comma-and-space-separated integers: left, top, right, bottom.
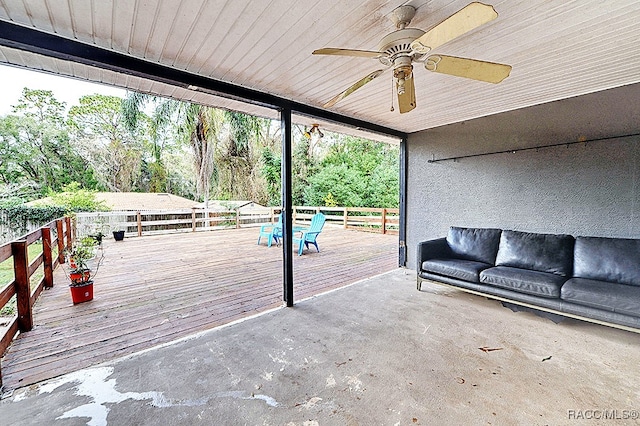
0, 227, 397, 390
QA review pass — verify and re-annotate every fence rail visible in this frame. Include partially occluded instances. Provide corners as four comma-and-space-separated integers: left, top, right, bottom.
75, 206, 399, 239
0, 217, 73, 390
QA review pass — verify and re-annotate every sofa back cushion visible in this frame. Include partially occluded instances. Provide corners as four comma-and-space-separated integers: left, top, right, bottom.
574, 236, 640, 286
446, 227, 502, 265
495, 230, 575, 276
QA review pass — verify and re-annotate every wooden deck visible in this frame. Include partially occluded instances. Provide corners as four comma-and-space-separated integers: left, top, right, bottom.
0, 226, 397, 390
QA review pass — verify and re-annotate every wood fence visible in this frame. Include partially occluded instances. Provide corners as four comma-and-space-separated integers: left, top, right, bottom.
0, 217, 73, 390
75, 206, 400, 239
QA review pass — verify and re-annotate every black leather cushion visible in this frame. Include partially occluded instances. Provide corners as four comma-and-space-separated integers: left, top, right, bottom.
446, 227, 502, 265
422, 259, 490, 283
573, 236, 640, 286
480, 266, 566, 298
495, 230, 574, 276
562, 277, 640, 316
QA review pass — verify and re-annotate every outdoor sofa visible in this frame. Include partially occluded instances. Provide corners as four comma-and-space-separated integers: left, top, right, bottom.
417, 226, 640, 331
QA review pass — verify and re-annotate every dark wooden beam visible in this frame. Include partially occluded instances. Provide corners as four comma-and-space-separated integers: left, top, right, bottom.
281, 109, 294, 307
398, 136, 408, 266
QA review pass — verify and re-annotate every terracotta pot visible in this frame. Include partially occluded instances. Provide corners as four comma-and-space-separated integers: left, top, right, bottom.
70, 281, 93, 304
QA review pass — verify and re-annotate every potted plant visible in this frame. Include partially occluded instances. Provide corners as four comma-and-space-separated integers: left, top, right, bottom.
88, 231, 105, 245
66, 237, 102, 304
112, 230, 125, 241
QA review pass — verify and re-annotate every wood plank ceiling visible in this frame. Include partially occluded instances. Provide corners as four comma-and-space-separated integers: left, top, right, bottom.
1, 0, 639, 139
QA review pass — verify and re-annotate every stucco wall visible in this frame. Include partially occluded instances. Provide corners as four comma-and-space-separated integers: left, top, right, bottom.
405, 87, 640, 270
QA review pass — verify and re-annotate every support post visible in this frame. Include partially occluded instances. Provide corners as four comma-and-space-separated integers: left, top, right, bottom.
381, 208, 387, 235
281, 108, 294, 307
41, 227, 54, 288
12, 240, 33, 332
56, 219, 65, 264
343, 208, 348, 229
192, 209, 196, 232
398, 136, 408, 266
64, 216, 72, 251
137, 211, 142, 236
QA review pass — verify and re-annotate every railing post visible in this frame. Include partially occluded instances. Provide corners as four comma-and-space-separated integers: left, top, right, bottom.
64, 216, 72, 250
192, 208, 196, 232
137, 211, 142, 237
343, 207, 348, 229
235, 209, 240, 229
56, 219, 65, 264
381, 208, 387, 235
41, 227, 54, 288
12, 240, 33, 332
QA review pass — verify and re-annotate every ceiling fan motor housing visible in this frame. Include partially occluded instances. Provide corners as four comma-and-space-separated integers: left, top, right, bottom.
377, 28, 426, 66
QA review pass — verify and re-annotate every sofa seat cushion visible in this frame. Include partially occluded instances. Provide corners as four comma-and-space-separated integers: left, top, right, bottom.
480, 266, 566, 298
422, 259, 491, 283
447, 227, 502, 265
574, 236, 640, 286
561, 278, 640, 317
495, 230, 574, 277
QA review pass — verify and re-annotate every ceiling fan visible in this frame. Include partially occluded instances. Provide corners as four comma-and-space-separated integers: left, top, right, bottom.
313, 2, 512, 114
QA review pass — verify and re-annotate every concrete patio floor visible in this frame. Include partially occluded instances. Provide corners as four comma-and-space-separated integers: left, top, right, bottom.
2, 268, 639, 425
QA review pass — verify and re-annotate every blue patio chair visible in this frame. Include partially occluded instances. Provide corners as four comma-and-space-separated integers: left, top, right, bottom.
257, 213, 282, 247
292, 213, 326, 255
273, 217, 305, 245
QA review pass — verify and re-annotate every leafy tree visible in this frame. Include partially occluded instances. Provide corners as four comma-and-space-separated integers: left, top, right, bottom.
122, 93, 221, 202
303, 135, 399, 207
0, 89, 97, 197
68, 94, 143, 192
291, 131, 318, 205
214, 111, 277, 202
1, 86, 399, 210
260, 147, 281, 206
304, 164, 365, 206
32, 182, 110, 213
122, 92, 187, 193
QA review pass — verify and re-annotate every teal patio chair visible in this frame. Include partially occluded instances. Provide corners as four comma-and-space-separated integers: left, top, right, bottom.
292, 213, 326, 255
257, 213, 282, 247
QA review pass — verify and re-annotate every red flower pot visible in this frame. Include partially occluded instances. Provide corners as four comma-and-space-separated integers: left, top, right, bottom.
69, 270, 91, 284
70, 281, 93, 304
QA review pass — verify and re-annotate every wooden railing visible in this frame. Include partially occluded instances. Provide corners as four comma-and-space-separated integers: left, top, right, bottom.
75, 206, 399, 239
0, 217, 73, 390
293, 206, 399, 235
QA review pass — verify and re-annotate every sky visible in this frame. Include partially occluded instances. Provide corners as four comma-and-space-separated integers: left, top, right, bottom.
0, 64, 127, 115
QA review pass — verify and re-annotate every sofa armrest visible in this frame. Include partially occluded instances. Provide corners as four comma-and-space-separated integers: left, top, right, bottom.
417, 238, 450, 270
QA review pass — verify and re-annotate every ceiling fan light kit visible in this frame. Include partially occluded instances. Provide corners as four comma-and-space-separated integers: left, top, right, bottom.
313, 2, 512, 114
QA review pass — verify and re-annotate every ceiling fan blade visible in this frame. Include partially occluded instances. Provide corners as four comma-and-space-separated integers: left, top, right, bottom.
425, 55, 511, 83
410, 2, 498, 53
312, 48, 384, 58
397, 72, 416, 114
323, 69, 386, 108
